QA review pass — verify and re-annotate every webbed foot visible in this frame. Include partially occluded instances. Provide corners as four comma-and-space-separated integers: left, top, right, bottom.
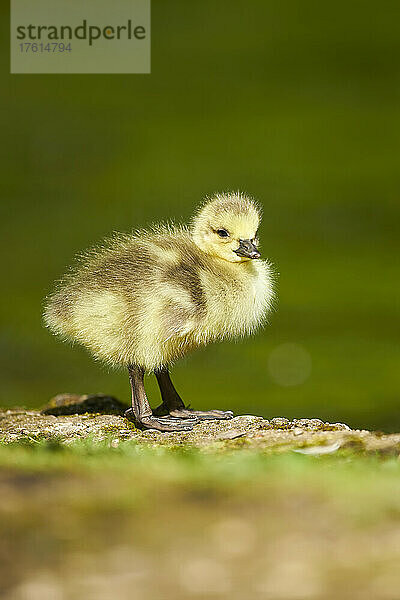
153, 368, 234, 422
156, 406, 234, 421
171, 408, 234, 420
124, 409, 198, 432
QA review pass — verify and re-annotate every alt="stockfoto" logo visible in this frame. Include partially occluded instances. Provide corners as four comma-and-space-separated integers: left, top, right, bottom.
16, 20, 147, 46
11, 0, 151, 74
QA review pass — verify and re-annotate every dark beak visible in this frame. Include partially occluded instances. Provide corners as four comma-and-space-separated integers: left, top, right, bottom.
234, 239, 261, 259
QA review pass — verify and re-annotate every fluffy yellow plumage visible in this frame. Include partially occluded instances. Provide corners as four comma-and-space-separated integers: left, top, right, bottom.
44, 192, 274, 432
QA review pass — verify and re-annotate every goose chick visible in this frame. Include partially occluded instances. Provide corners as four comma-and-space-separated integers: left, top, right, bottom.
44, 192, 274, 432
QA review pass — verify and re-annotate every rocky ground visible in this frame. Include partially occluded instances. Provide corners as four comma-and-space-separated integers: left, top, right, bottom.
1, 393, 400, 456
1, 394, 400, 600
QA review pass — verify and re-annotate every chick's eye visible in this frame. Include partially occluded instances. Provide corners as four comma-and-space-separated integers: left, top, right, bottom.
217, 229, 229, 238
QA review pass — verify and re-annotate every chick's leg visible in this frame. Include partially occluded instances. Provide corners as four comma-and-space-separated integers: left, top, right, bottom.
124, 365, 198, 432
154, 367, 234, 420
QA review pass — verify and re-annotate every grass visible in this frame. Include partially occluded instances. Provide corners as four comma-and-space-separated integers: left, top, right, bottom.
0, 437, 400, 600
1, 438, 400, 598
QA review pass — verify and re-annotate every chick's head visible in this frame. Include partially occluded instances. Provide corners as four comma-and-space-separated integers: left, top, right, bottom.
192, 192, 261, 262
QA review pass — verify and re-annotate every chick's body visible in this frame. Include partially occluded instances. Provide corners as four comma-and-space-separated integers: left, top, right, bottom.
45, 226, 272, 371
44, 192, 274, 432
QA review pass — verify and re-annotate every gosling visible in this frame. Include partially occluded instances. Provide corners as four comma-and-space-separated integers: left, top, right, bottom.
44, 192, 274, 432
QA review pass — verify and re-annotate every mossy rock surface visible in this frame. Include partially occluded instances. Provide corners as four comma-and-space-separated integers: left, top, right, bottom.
1, 394, 399, 455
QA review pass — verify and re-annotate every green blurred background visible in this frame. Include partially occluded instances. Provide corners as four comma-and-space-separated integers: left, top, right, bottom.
1, 0, 399, 431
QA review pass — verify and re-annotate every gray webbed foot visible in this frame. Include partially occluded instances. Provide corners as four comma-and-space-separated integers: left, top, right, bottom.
153, 367, 234, 423
168, 408, 234, 421
124, 408, 198, 432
